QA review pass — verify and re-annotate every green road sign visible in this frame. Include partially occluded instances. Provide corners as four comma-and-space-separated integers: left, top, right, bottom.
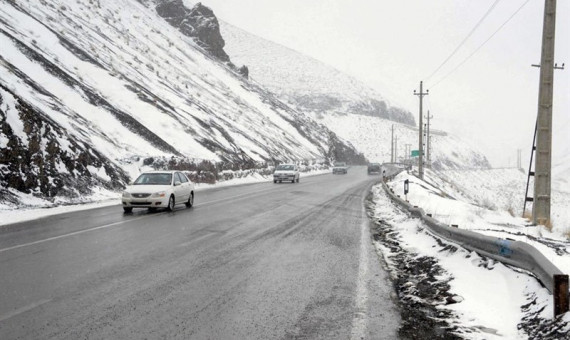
411, 150, 420, 157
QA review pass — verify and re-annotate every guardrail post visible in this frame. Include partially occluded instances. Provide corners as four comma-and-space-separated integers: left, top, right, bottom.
554, 274, 569, 317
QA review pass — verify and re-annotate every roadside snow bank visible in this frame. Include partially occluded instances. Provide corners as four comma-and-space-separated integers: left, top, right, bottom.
387, 170, 570, 276
438, 168, 570, 238
369, 186, 534, 339
370, 168, 570, 339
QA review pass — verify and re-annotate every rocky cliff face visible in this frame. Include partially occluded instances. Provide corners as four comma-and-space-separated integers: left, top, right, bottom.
156, 0, 230, 62
0, 86, 128, 205
291, 95, 415, 126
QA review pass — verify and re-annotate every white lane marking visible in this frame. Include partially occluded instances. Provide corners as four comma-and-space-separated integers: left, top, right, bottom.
350, 202, 370, 340
0, 181, 316, 254
0, 215, 151, 254
0, 298, 51, 322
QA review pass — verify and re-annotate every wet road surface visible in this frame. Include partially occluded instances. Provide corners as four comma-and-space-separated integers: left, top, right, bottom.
0, 167, 400, 339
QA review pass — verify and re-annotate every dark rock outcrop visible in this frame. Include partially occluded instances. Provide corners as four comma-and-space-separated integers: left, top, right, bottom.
289, 94, 416, 126
348, 99, 416, 126
156, 1, 230, 62
0, 85, 128, 204
155, 0, 187, 26
237, 65, 249, 78
326, 132, 367, 165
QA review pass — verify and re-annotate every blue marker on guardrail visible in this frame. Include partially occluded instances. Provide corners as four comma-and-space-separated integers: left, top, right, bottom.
497, 239, 513, 257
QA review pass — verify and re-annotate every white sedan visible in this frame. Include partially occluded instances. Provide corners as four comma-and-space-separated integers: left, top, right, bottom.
121, 171, 194, 213
273, 164, 300, 183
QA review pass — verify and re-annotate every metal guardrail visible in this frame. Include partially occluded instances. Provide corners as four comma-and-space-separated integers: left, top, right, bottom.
380, 169, 569, 317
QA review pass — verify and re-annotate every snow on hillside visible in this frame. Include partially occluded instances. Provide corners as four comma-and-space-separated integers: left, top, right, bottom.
315, 113, 490, 169
219, 21, 415, 126
0, 0, 364, 207
436, 168, 570, 238
219, 21, 492, 170
439, 168, 527, 213
391, 167, 570, 247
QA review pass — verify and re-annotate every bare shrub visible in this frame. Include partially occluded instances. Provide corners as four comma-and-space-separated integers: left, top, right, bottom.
543, 219, 553, 232
507, 206, 515, 217
522, 211, 532, 220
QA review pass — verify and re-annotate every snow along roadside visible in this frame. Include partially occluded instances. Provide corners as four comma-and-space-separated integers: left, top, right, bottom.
368, 184, 570, 339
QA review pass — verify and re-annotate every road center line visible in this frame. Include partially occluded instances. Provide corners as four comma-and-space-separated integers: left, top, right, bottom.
0, 298, 52, 322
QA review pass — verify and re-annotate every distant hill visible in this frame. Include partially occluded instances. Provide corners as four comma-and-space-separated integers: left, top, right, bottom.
220, 21, 491, 170
219, 22, 415, 126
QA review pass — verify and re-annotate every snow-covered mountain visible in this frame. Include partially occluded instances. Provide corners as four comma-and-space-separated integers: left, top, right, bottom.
220, 21, 492, 170
0, 0, 366, 207
219, 21, 415, 126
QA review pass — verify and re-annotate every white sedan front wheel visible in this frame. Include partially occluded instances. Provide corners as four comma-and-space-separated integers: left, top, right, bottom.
167, 195, 175, 211
185, 193, 194, 208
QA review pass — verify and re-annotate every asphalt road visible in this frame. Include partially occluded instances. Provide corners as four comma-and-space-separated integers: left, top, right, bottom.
0, 166, 400, 339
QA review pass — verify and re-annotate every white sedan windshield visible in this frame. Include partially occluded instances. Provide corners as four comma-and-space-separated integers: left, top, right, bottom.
134, 173, 172, 185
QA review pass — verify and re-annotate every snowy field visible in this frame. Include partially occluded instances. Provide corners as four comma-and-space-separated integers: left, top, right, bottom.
405, 168, 570, 241
371, 168, 570, 338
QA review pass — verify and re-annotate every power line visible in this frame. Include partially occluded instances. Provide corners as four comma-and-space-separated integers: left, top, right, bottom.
430, 0, 532, 89
425, 0, 503, 82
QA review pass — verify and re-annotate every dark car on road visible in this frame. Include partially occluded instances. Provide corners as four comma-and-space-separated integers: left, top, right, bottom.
332, 162, 348, 174
367, 163, 381, 175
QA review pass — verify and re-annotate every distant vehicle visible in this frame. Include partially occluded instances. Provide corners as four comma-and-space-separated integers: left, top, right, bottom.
273, 164, 300, 183
122, 171, 194, 213
367, 163, 381, 175
332, 162, 348, 175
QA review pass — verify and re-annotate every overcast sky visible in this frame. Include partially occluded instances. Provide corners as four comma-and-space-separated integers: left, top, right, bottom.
198, 0, 569, 168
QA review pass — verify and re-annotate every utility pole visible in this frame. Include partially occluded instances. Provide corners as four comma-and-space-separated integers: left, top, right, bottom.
425, 111, 433, 168
414, 81, 428, 179
391, 125, 394, 163
532, 0, 557, 226
405, 144, 411, 165
395, 136, 398, 163
428, 134, 433, 169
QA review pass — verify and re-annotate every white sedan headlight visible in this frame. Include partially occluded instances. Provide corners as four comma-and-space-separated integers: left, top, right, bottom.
151, 191, 166, 198
122, 191, 131, 198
